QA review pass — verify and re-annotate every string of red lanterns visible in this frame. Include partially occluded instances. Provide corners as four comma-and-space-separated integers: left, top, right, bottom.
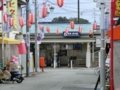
27, 20, 32, 28
19, 17, 24, 27
3, 14, 7, 23
56, 0, 64, 7
56, 28, 59, 35
93, 21, 97, 30
70, 21, 74, 29
42, 6, 48, 18
78, 26, 82, 33
89, 29, 92, 35
65, 27, 69, 34
46, 26, 50, 33
28, 13, 34, 24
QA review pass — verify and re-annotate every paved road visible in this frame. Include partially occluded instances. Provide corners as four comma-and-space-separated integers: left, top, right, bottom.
0, 68, 100, 90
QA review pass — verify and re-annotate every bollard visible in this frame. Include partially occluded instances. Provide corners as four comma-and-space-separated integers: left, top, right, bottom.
40, 57, 45, 72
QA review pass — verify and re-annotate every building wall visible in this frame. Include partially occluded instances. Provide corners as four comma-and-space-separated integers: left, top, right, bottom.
39, 43, 87, 66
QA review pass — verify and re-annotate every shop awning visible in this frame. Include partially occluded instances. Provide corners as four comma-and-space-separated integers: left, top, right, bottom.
0, 37, 20, 44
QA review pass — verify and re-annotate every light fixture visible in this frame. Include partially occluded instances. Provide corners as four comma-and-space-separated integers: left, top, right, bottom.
49, 6, 54, 12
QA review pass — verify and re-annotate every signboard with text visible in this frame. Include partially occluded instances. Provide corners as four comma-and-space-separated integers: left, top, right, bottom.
112, 0, 120, 17
8, 0, 18, 30
63, 31, 80, 38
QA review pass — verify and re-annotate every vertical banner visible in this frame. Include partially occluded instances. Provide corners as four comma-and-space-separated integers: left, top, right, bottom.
112, 0, 120, 17
104, 15, 109, 34
8, 0, 18, 31
4, 15, 12, 32
26, 32, 30, 47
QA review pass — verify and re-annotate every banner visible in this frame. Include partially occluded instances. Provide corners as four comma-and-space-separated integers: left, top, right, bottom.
112, 0, 120, 17
4, 15, 12, 32
8, 0, 18, 30
104, 15, 110, 34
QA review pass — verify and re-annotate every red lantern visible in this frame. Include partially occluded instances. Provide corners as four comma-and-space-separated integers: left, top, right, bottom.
93, 21, 97, 30
19, 17, 24, 27
56, 0, 64, 7
56, 28, 59, 35
70, 21, 74, 29
3, 14, 7, 23
9, 17, 14, 26
89, 29, 92, 35
42, 6, 48, 18
27, 20, 31, 28
28, 13, 34, 24
46, 26, 50, 33
39, 25, 42, 30
78, 26, 82, 33
65, 27, 69, 34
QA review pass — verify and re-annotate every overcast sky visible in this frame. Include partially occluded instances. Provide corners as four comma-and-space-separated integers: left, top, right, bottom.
22, 0, 102, 24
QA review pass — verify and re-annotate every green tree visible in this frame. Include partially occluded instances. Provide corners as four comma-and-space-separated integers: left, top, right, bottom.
52, 16, 90, 24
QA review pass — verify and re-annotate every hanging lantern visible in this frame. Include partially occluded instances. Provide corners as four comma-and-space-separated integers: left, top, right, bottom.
42, 6, 48, 18
28, 13, 34, 24
27, 20, 31, 28
9, 17, 14, 26
3, 14, 7, 23
93, 21, 97, 30
39, 24, 42, 30
65, 27, 69, 34
89, 29, 92, 35
56, 28, 59, 35
56, 0, 64, 7
46, 26, 50, 33
19, 17, 24, 27
70, 21, 74, 29
78, 26, 82, 33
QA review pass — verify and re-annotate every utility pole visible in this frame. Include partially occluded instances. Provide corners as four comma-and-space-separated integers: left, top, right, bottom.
26, 0, 30, 77
35, 0, 40, 72
94, 8, 96, 22
78, 0, 80, 24
100, 3, 105, 90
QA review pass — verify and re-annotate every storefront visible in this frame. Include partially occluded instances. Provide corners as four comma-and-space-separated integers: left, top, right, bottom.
30, 31, 97, 68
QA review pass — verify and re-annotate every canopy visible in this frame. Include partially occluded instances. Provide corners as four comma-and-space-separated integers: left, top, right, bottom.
0, 37, 20, 44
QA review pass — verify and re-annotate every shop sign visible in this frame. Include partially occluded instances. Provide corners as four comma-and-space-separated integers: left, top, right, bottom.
112, 0, 120, 17
63, 31, 80, 38
8, 0, 18, 30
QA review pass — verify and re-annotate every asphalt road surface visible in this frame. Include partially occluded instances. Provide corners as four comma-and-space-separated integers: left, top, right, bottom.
0, 67, 100, 90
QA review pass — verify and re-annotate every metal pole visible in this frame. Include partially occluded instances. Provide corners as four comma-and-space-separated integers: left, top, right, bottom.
78, 0, 80, 23
100, 3, 105, 90
35, 0, 39, 72
110, 1, 114, 90
1, 11, 4, 67
26, 0, 30, 77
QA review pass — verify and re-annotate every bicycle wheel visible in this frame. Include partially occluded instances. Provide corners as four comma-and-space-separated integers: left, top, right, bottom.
94, 67, 100, 76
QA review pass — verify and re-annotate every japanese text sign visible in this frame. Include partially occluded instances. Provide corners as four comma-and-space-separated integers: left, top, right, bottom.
112, 0, 120, 17
8, 0, 18, 30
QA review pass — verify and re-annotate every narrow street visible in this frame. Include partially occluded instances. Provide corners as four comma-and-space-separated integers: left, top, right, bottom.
0, 68, 100, 90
